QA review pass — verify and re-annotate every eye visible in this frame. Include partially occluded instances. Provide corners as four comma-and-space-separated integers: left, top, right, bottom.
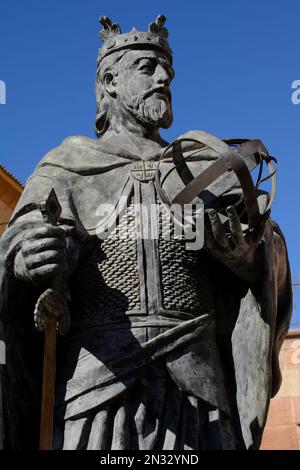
137, 59, 156, 74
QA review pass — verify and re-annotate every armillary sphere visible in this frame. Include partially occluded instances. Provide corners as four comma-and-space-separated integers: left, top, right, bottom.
155, 130, 277, 240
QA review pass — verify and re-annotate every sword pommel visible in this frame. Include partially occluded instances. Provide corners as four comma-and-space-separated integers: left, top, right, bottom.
39, 188, 62, 226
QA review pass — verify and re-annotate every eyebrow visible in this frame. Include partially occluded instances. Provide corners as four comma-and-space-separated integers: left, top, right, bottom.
132, 56, 175, 78
132, 57, 153, 65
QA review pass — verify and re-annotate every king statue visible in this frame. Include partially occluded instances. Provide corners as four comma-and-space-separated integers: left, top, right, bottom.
0, 15, 292, 450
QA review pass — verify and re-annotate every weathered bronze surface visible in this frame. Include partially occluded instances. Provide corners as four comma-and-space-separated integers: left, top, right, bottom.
0, 15, 292, 450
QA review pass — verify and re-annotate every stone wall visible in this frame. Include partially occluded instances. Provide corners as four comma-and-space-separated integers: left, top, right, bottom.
0, 165, 23, 235
261, 329, 300, 450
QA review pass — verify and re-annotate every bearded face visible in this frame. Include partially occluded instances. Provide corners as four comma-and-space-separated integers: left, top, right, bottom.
127, 84, 173, 129
116, 50, 174, 129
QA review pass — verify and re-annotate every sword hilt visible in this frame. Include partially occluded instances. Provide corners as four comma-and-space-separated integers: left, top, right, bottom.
39, 188, 66, 291
39, 188, 62, 227
35, 188, 71, 335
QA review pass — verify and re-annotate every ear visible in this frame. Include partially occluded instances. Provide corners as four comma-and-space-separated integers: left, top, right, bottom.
102, 70, 117, 98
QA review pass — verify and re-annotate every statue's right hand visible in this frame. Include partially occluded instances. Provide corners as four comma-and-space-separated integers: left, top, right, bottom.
15, 226, 69, 286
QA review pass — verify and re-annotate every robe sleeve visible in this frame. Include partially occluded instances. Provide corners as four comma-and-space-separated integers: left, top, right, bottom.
0, 165, 83, 449
229, 219, 292, 449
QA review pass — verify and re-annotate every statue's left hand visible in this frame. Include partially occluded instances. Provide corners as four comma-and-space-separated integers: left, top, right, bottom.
204, 206, 268, 282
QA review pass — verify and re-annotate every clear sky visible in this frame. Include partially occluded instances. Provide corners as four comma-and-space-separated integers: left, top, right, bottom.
0, 0, 299, 324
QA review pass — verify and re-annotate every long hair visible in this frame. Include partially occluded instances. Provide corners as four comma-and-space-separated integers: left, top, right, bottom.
94, 50, 128, 137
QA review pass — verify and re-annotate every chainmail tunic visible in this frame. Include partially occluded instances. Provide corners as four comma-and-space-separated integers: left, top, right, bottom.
70, 181, 214, 331
55, 175, 234, 451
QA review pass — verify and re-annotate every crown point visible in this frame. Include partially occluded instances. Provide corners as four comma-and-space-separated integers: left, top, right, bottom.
157, 14, 167, 25
98, 15, 172, 64
99, 16, 121, 41
148, 14, 168, 39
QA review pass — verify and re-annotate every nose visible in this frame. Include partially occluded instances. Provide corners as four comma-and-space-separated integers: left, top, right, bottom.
155, 64, 170, 86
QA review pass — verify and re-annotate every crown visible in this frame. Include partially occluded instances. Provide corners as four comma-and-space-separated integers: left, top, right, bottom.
98, 15, 172, 64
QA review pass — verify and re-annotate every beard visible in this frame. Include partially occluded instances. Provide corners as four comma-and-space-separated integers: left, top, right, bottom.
124, 90, 173, 129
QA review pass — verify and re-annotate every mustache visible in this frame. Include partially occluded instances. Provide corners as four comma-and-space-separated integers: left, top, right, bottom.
129, 86, 171, 113
142, 86, 171, 102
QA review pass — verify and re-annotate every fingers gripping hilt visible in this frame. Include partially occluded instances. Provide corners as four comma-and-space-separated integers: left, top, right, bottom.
34, 188, 71, 335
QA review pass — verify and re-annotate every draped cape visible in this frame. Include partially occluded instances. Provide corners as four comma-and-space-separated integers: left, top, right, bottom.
0, 134, 292, 449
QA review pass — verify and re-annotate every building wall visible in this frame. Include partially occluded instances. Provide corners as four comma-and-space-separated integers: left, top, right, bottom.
261, 329, 300, 450
0, 165, 23, 235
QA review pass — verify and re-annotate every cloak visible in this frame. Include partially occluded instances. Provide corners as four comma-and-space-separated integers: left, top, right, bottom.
0, 134, 292, 449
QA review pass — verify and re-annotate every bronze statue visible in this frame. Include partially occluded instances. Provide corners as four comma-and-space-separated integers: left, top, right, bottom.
0, 15, 292, 450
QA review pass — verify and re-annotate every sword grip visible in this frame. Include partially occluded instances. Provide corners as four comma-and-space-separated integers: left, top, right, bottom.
39, 189, 65, 291
39, 316, 57, 450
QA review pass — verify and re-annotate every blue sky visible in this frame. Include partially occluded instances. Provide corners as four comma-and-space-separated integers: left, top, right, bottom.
0, 0, 299, 324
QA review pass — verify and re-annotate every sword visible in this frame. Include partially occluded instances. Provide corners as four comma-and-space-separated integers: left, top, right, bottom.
34, 189, 70, 450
